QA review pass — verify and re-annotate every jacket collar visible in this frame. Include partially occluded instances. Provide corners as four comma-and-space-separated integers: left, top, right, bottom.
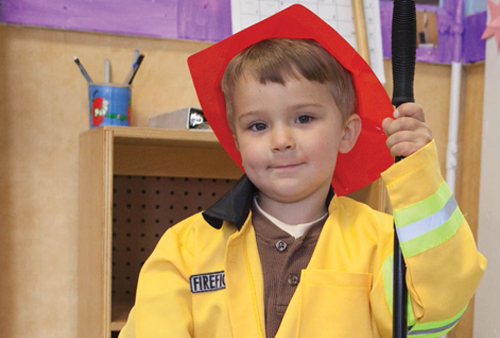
202, 174, 335, 230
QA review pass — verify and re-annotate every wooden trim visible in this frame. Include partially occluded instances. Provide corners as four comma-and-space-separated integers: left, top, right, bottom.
448, 62, 485, 338
78, 128, 110, 338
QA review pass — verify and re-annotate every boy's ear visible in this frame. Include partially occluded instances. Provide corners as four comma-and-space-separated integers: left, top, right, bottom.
339, 114, 362, 154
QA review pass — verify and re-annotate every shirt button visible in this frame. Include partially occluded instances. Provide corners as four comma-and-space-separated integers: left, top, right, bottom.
288, 273, 299, 286
276, 240, 287, 252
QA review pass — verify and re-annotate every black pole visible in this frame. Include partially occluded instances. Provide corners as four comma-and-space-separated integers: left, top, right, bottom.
391, 1, 416, 337
392, 231, 408, 338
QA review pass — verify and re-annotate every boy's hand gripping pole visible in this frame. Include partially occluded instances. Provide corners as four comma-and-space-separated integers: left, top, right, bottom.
391, 0, 416, 337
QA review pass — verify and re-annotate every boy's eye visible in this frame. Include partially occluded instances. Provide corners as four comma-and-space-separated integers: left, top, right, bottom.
296, 115, 313, 124
249, 122, 267, 131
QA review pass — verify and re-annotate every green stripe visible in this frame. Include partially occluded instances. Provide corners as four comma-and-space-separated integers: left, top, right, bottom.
394, 182, 452, 228
408, 304, 467, 337
401, 208, 464, 257
383, 254, 468, 337
105, 113, 128, 121
381, 254, 416, 326
382, 253, 393, 312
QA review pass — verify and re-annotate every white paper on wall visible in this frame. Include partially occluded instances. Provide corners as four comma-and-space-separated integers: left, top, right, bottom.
231, 0, 386, 85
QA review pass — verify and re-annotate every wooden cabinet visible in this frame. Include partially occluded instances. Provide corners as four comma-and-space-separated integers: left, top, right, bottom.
77, 127, 243, 338
77, 126, 387, 338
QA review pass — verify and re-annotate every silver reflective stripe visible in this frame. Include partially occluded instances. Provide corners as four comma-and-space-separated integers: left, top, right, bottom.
408, 317, 460, 336
397, 196, 457, 243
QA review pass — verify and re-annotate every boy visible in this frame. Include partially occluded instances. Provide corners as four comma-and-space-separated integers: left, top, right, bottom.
120, 5, 485, 338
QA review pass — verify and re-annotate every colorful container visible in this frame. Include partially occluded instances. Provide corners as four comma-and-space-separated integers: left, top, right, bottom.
88, 83, 131, 128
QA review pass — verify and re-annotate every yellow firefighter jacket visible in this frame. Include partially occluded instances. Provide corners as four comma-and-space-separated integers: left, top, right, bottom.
119, 141, 486, 338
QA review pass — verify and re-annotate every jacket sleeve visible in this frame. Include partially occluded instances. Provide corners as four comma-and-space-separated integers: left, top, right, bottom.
119, 224, 194, 338
373, 140, 486, 338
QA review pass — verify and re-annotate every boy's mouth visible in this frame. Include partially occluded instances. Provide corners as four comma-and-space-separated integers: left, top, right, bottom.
270, 162, 304, 170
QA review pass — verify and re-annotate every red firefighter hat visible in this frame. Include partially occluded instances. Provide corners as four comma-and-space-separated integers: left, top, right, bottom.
188, 4, 393, 196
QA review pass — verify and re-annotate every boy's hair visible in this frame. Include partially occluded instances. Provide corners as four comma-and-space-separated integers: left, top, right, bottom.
220, 38, 357, 129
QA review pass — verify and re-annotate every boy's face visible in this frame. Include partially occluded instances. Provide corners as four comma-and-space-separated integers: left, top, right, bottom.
231, 72, 360, 207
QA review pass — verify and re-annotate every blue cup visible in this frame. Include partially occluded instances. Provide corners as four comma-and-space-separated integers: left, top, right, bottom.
88, 84, 131, 128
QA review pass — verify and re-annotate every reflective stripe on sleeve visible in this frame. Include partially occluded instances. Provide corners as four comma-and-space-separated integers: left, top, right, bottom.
407, 305, 467, 337
393, 182, 464, 258
382, 253, 468, 337
381, 254, 416, 326
396, 196, 457, 242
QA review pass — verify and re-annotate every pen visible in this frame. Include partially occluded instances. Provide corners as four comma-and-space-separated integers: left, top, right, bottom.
105, 59, 111, 83
124, 54, 144, 85
73, 56, 93, 83
132, 49, 140, 64
122, 50, 140, 84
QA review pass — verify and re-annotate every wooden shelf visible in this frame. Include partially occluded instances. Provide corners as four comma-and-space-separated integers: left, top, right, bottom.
111, 300, 131, 332
78, 127, 242, 338
77, 126, 387, 338
104, 126, 221, 146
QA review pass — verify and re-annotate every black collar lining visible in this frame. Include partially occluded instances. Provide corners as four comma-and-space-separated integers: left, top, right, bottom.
202, 175, 256, 230
202, 174, 335, 230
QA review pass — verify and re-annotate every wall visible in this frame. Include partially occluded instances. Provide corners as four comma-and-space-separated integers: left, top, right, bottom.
474, 9, 500, 336
0, 24, 211, 337
0, 23, 484, 337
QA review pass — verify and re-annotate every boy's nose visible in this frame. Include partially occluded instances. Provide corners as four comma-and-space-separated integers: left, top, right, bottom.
271, 126, 296, 152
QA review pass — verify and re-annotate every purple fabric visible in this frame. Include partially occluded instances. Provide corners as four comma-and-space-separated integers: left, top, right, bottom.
0, 0, 486, 63
452, 0, 464, 63
177, 0, 231, 41
381, 0, 485, 64
463, 11, 487, 64
381, 1, 452, 64
0, 0, 232, 42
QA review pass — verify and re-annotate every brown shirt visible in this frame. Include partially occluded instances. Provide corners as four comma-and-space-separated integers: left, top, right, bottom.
252, 204, 327, 338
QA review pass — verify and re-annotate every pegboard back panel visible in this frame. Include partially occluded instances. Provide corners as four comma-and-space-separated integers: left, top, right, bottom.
112, 175, 238, 307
